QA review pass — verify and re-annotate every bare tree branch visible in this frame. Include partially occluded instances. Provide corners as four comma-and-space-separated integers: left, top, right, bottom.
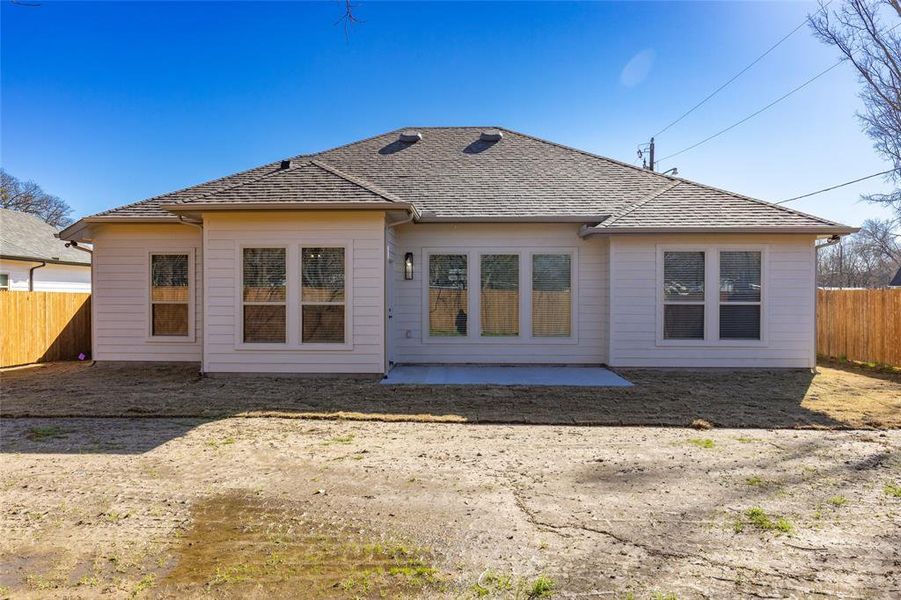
0, 170, 73, 228
809, 1, 901, 223
336, 1, 362, 40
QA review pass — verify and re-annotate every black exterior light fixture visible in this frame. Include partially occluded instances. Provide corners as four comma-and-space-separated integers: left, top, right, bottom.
404, 252, 414, 280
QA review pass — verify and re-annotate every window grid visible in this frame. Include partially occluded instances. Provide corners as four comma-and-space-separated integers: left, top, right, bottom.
242, 247, 287, 344
150, 253, 190, 337
719, 251, 762, 340
662, 251, 705, 340
301, 247, 346, 344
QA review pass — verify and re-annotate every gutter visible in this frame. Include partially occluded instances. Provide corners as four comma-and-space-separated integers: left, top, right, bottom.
580, 225, 860, 237
0, 254, 90, 268
812, 234, 843, 373
28, 261, 47, 291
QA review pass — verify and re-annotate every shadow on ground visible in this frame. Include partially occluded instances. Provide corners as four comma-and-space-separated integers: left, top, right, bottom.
1, 360, 898, 453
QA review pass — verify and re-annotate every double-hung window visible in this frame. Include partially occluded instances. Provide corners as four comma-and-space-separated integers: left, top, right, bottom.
719, 251, 762, 340
428, 254, 468, 336
0, 273, 9, 291
242, 248, 287, 343
150, 253, 190, 337
301, 247, 346, 343
480, 254, 519, 337
662, 251, 705, 340
532, 254, 572, 337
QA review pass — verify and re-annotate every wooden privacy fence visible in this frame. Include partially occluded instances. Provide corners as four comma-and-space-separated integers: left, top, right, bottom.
817, 288, 901, 367
0, 291, 91, 368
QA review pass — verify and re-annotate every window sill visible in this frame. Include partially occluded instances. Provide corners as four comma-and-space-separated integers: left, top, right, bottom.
655, 339, 768, 348
145, 335, 196, 343
233, 342, 354, 351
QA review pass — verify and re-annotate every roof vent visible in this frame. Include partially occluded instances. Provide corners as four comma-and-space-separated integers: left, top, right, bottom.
280, 159, 292, 170
399, 130, 422, 143
479, 129, 503, 142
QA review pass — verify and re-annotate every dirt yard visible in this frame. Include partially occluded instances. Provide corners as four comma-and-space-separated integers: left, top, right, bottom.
2, 359, 899, 428
1, 363, 899, 598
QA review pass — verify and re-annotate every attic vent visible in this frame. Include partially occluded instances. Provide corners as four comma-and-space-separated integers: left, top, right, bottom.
479, 129, 503, 142
280, 159, 292, 170
399, 130, 422, 143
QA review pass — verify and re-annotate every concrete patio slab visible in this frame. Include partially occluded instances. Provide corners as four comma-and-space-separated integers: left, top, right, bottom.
381, 365, 633, 387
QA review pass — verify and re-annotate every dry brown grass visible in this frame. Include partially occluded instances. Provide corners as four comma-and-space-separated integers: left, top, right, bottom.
2, 360, 898, 429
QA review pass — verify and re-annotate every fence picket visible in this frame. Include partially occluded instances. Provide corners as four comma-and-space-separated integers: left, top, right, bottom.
0, 291, 91, 368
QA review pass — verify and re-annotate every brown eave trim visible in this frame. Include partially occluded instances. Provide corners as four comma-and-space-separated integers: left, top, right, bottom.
417, 215, 609, 224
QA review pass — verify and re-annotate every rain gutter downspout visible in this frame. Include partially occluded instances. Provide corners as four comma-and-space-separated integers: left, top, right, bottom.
29, 261, 47, 291
383, 209, 416, 375
812, 235, 842, 373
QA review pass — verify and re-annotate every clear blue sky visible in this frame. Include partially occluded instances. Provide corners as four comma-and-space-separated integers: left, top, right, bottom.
1, 1, 895, 226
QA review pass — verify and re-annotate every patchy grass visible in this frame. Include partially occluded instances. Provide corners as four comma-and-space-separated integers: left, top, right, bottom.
884, 483, 901, 498
160, 492, 445, 597
734, 507, 794, 535
687, 438, 715, 449
25, 426, 67, 442
827, 495, 848, 507
323, 433, 355, 445
131, 574, 155, 597
651, 593, 679, 600
205, 436, 235, 449
528, 574, 555, 597
746, 475, 765, 487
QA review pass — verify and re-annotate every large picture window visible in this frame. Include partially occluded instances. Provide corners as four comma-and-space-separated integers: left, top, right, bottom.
242, 248, 286, 343
719, 251, 762, 340
481, 254, 519, 337
301, 247, 345, 343
150, 253, 190, 337
663, 251, 705, 340
429, 254, 468, 336
532, 254, 571, 337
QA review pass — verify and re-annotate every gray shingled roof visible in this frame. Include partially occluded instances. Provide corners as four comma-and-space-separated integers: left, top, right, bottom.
592, 180, 844, 231
1, 208, 91, 264
78, 126, 851, 232
172, 159, 402, 206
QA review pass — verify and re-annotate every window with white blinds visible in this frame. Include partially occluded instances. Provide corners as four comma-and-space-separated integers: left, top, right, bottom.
663, 251, 705, 340
532, 254, 571, 337
719, 251, 762, 340
481, 254, 519, 337
301, 247, 345, 343
429, 254, 468, 336
242, 248, 286, 343
150, 253, 190, 336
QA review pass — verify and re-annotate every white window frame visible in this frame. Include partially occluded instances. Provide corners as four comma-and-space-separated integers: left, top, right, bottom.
147, 249, 195, 342
420, 247, 578, 345
655, 244, 768, 347
479, 251, 522, 338
300, 245, 350, 345
659, 248, 708, 344
0, 272, 9, 291
718, 249, 765, 343
234, 241, 353, 351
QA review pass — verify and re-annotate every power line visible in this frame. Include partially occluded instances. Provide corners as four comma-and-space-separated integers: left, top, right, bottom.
656, 59, 845, 165
652, 1, 831, 139
775, 169, 899, 204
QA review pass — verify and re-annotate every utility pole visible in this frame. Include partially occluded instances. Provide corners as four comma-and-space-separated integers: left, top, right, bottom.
648, 137, 655, 172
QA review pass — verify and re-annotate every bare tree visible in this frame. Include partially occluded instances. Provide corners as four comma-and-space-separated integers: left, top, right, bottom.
818, 218, 901, 286
0, 169, 73, 228
809, 0, 901, 221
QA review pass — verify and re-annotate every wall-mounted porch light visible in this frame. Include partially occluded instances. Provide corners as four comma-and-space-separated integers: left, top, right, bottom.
404, 252, 414, 280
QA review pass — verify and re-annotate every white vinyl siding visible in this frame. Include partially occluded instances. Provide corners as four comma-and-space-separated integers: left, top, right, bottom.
391, 223, 608, 365
91, 224, 203, 362
610, 234, 816, 368
0, 259, 91, 293
203, 211, 384, 374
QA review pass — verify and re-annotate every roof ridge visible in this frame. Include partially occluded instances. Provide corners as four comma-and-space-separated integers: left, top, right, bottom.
309, 159, 403, 203
600, 181, 682, 227
495, 127, 680, 185
669, 176, 845, 227
177, 159, 314, 204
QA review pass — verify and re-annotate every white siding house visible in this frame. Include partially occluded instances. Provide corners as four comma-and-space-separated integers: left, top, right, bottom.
1, 208, 91, 293
60, 127, 855, 374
